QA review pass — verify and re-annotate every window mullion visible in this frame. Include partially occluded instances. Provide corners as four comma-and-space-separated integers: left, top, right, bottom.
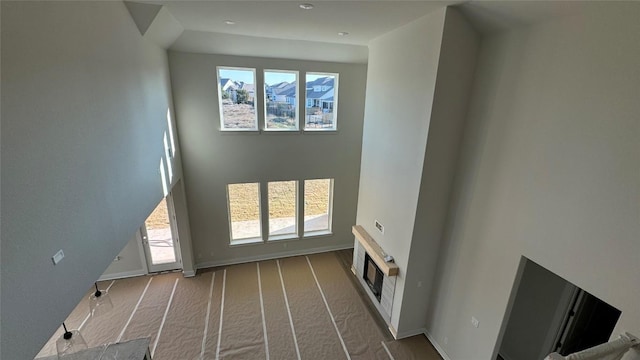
327, 179, 334, 233
298, 179, 305, 236
260, 181, 269, 242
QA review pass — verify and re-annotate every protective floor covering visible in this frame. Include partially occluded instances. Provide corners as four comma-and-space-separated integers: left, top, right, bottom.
36, 251, 442, 360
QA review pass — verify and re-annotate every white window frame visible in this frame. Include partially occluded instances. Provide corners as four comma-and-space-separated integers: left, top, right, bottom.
226, 178, 334, 246
163, 132, 173, 183
267, 180, 299, 241
217, 66, 259, 132
263, 69, 300, 132
302, 178, 334, 237
304, 72, 339, 132
166, 108, 176, 157
227, 182, 263, 245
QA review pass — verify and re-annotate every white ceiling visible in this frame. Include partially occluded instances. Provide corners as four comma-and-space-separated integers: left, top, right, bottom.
136, 1, 595, 63
143, 1, 460, 46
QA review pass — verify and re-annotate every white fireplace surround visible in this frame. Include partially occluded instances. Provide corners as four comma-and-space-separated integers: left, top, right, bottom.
351, 225, 398, 336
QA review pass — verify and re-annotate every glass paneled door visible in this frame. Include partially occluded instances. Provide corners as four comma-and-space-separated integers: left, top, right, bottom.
141, 195, 181, 273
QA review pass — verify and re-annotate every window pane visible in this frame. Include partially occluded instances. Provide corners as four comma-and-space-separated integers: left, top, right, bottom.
218, 67, 258, 130
268, 181, 297, 237
304, 179, 333, 233
163, 132, 173, 183
228, 183, 261, 241
166, 108, 175, 154
265, 70, 298, 130
305, 73, 338, 130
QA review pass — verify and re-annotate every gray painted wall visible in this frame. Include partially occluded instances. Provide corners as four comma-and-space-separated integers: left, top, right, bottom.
400, 7, 480, 335
100, 233, 147, 280
426, 4, 640, 360
356, 8, 446, 333
1, 2, 177, 358
168, 52, 367, 267
172, 31, 369, 64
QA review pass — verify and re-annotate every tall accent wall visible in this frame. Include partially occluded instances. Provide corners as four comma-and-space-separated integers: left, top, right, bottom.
356, 7, 479, 336
356, 7, 446, 333
400, 8, 479, 334
1, 2, 178, 358
168, 52, 367, 267
426, 4, 640, 360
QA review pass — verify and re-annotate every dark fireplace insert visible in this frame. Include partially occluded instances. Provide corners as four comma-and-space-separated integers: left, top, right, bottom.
364, 253, 384, 302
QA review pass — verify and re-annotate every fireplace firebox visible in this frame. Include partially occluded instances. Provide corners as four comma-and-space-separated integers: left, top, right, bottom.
363, 253, 384, 302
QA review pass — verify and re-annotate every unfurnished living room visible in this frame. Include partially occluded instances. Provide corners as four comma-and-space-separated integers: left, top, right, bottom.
1, 1, 639, 360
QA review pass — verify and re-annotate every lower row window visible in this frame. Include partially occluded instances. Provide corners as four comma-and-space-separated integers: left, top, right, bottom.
227, 179, 333, 243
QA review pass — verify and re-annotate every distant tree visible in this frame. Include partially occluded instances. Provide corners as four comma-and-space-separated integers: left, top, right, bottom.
236, 89, 249, 104
221, 91, 229, 100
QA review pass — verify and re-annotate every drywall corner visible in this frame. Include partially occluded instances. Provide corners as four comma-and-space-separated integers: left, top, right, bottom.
398, 6, 480, 334
99, 233, 146, 280
144, 6, 183, 49
124, 1, 162, 35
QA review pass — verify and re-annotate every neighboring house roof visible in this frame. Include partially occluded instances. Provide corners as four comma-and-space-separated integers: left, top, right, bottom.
273, 83, 296, 97
306, 77, 335, 100
307, 87, 333, 100
241, 83, 255, 93
220, 78, 237, 91
306, 77, 334, 88
220, 78, 258, 93
272, 81, 291, 89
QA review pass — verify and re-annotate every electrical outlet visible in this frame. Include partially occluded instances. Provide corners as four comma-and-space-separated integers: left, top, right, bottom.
375, 220, 384, 234
443, 336, 448, 345
471, 316, 480, 328
417, 281, 422, 288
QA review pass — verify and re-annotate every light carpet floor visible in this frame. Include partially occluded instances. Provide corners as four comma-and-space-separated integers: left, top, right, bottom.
36, 251, 442, 360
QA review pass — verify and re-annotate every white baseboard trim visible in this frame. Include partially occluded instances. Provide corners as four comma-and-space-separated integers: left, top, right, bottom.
182, 269, 196, 277
396, 327, 427, 339
389, 325, 399, 339
424, 330, 453, 360
195, 244, 354, 270
98, 269, 146, 281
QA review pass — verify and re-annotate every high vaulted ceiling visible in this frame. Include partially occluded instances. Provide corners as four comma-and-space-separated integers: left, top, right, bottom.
143, 1, 460, 45
135, 1, 596, 63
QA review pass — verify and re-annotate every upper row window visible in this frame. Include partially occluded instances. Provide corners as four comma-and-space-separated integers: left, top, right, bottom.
216, 67, 338, 132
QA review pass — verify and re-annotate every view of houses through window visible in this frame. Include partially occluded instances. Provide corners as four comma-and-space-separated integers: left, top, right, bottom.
264, 70, 298, 130
217, 67, 258, 130
305, 73, 338, 130
227, 179, 334, 244
217, 68, 338, 131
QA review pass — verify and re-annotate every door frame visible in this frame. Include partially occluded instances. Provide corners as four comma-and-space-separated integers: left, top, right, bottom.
140, 192, 182, 273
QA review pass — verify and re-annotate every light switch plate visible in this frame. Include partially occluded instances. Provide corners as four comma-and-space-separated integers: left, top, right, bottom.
471, 316, 480, 328
52, 250, 65, 265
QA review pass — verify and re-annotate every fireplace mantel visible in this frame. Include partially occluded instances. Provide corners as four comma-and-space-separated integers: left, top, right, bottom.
352, 225, 399, 276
